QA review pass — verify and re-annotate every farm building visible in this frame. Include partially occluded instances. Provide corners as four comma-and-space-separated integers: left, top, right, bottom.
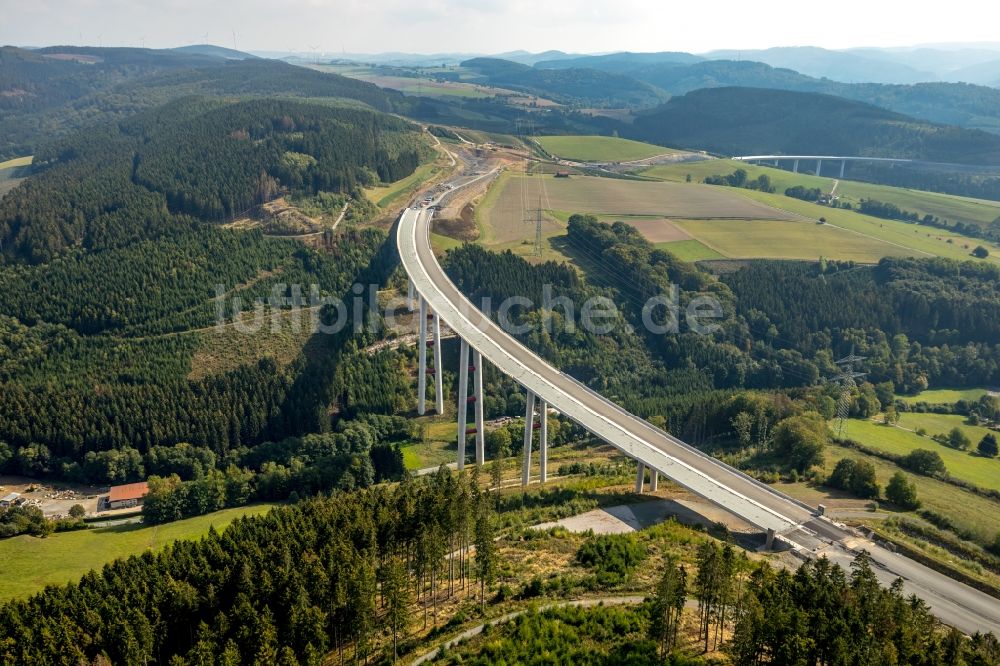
0, 492, 20, 508
107, 482, 149, 510
554, 171, 571, 178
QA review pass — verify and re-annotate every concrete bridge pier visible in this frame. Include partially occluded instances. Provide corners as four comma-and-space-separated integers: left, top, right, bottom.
418, 297, 428, 415
635, 462, 645, 493
472, 350, 485, 465
539, 399, 548, 483
650, 470, 659, 492
456, 339, 470, 470
522, 390, 536, 486
433, 313, 444, 415
407, 279, 415, 311
792, 159, 799, 173
840, 160, 846, 179
816, 159, 823, 177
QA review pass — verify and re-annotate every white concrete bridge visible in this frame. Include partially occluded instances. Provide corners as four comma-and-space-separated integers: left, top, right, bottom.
732, 154, 915, 178
396, 203, 1000, 636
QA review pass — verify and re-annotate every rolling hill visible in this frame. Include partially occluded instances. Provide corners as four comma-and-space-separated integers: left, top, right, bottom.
627, 87, 1000, 165
535, 56, 1000, 135
458, 57, 668, 108
169, 44, 258, 60
0, 48, 404, 159
534, 51, 704, 72
703, 46, 935, 84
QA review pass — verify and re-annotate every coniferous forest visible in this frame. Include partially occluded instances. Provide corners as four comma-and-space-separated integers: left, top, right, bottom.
4, 35, 1000, 666
0, 94, 423, 486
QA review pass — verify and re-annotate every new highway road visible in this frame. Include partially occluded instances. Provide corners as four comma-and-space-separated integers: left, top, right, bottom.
398, 204, 1000, 636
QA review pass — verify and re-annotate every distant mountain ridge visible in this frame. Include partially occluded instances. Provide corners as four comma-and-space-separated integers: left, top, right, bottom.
0, 48, 403, 159
459, 57, 668, 108
534, 51, 704, 72
170, 44, 257, 60
627, 87, 1000, 165
529, 55, 1000, 135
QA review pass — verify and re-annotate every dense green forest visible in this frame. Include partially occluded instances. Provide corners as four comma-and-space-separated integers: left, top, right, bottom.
0, 47, 404, 159
0, 96, 422, 262
0, 92, 425, 477
721, 258, 1000, 390
4, 471, 996, 664
627, 87, 1000, 165
0, 471, 499, 665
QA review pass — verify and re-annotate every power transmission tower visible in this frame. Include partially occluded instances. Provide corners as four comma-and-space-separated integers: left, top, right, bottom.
534, 196, 543, 256
524, 196, 544, 256
831, 347, 867, 436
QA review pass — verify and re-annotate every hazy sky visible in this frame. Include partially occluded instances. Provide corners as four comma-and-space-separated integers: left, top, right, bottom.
3, 0, 998, 55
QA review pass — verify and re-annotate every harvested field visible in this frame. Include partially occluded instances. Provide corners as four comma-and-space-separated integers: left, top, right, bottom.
624, 218, 692, 243
673, 218, 913, 262
480, 175, 799, 245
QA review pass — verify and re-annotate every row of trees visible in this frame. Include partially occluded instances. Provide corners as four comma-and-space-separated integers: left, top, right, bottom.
142, 423, 407, 524
703, 169, 775, 193
828, 457, 921, 508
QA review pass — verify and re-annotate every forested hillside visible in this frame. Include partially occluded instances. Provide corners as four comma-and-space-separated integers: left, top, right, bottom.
533, 54, 1000, 134
0, 96, 422, 262
628, 87, 1000, 165
459, 57, 668, 108
0, 48, 404, 159
721, 258, 1000, 390
0, 473, 492, 664
0, 95, 422, 482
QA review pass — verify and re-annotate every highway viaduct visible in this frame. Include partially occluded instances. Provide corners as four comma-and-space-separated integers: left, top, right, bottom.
397, 203, 1000, 636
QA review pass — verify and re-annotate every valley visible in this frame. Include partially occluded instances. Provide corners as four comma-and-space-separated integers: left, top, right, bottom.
3, 30, 1000, 666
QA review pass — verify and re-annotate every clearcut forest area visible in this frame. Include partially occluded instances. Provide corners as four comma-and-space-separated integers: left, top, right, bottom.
3, 34, 1000, 666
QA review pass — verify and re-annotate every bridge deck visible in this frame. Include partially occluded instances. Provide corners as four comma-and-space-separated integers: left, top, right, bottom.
398, 207, 820, 536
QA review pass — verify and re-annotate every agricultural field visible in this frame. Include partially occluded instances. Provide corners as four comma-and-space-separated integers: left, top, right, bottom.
643, 158, 829, 191
644, 159, 1000, 230
898, 388, 992, 405
535, 135, 678, 162
737, 189, 1000, 264
0, 156, 32, 170
844, 415, 1000, 493
0, 504, 278, 602
672, 218, 912, 262
621, 217, 692, 242
479, 174, 798, 244
475, 172, 961, 263
311, 64, 492, 99
0, 155, 31, 198
653, 239, 726, 261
